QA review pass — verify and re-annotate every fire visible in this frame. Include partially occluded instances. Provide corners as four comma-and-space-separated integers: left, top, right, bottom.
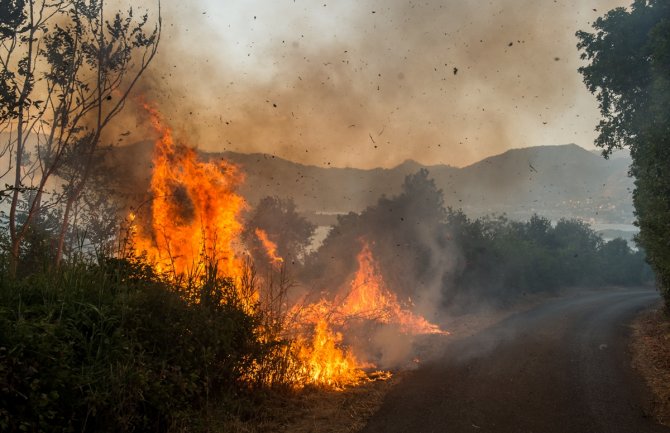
284, 299, 366, 388
132, 104, 247, 281
337, 241, 447, 335
288, 241, 446, 388
294, 317, 365, 389
255, 228, 284, 265
129, 106, 446, 390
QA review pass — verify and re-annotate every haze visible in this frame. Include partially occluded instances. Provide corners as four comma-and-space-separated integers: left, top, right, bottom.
121, 0, 629, 169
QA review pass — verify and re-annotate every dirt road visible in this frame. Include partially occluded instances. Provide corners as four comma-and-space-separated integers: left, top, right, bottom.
361, 289, 669, 433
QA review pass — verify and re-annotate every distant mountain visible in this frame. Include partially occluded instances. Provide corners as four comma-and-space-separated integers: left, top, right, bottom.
210, 152, 459, 216
443, 144, 633, 222
109, 142, 634, 225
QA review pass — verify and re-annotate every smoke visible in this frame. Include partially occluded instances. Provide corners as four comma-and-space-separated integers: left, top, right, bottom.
103, 0, 634, 371
114, 0, 628, 169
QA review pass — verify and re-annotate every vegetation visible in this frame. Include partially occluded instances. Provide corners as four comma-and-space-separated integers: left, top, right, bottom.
306, 170, 652, 311
577, 0, 670, 307
440, 211, 651, 310
0, 0, 160, 274
0, 253, 298, 432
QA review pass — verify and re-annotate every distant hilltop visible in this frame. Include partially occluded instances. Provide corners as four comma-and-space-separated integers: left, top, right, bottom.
109, 142, 634, 225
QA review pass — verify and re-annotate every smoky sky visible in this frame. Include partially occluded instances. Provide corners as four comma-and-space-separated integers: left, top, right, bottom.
117, 0, 629, 169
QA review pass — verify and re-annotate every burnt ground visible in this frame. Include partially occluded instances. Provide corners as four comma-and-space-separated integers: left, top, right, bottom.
361, 288, 669, 433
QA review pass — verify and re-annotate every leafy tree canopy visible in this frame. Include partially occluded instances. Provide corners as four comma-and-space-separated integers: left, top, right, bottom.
577, 0, 670, 305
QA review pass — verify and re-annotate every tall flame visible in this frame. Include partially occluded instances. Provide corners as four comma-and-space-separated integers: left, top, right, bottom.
133, 104, 246, 280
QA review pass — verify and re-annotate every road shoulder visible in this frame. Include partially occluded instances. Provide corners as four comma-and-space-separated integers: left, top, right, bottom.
631, 303, 670, 427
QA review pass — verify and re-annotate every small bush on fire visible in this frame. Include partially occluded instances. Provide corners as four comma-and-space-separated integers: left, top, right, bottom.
0, 256, 278, 432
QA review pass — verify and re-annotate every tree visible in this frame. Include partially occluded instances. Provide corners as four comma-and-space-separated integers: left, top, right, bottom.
577, 0, 670, 305
303, 169, 450, 301
0, 0, 160, 274
599, 238, 649, 285
243, 196, 316, 268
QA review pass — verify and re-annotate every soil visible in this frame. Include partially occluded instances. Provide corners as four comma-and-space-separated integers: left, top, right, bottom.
631, 303, 670, 427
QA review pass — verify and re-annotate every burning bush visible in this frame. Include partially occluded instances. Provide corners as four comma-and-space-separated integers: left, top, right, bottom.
301, 169, 455, 324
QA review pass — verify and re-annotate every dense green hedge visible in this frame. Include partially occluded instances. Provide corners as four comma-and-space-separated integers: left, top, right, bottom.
577, 0, 670, 307
0, 258, 268, 432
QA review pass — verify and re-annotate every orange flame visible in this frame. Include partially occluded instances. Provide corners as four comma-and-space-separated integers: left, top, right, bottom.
294, 317, 365, 389
132, 104, 247, 281
284, 300, 366, 388
337, 241, 447, 335
255, 228, 284, 265
129, 106, 444, 390
288, 241, 446, 388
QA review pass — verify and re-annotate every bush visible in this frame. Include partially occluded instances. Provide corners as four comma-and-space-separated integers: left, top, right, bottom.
0, 256, 270, 432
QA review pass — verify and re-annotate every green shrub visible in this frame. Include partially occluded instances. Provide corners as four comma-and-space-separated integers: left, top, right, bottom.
0, 256, 271, 432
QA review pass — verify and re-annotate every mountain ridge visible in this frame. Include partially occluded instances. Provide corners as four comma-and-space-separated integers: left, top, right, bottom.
109, 142, 634, 224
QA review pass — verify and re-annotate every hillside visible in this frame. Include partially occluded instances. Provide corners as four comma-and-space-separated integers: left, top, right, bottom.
108, 142, 634, 225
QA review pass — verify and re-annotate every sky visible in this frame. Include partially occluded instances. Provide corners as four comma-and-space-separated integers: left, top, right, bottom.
122, 0, 630, 169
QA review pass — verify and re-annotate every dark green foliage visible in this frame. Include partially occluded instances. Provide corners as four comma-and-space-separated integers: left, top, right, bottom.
307, 171, 652, 312
443, 212, 651, 310
0, 257, 268, 432
577, 0, 670, 306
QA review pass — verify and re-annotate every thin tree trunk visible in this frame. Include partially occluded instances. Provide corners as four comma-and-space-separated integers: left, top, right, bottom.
55, 192, 76, 268
7, 3, 36, 277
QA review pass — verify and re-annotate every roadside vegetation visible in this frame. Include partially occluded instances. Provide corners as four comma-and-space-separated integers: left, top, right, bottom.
303, 169, 652, 313
0, 256, 277, 432
578, 0, 670, 307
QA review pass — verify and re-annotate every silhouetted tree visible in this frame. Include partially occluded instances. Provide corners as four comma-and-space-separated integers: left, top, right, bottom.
0, 0, 161, 274
243, 196, 316, 268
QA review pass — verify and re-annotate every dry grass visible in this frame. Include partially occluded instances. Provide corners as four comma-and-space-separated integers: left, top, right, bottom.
631, 304, 670, 427
219, 374, 402, 433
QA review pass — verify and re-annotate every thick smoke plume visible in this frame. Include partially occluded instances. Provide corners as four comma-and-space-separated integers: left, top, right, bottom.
111, 0, 627, 169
